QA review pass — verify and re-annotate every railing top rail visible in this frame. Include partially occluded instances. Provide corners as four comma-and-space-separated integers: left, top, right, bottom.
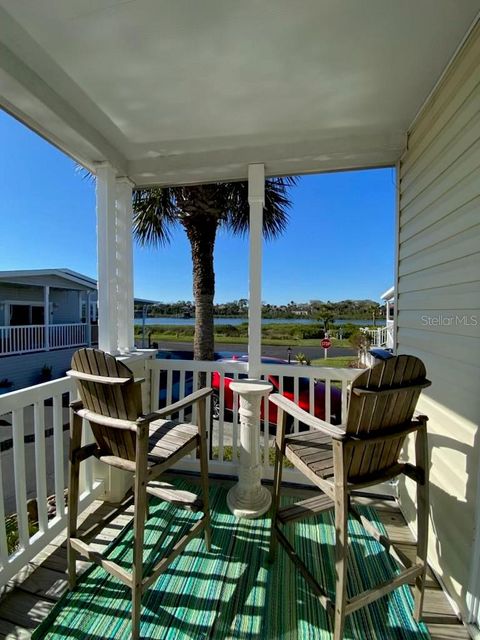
0, 324, 45, 330
49, 323, 89, 328
0, 323, 89, 330
146, 359, 249, 374
0, 376, 74, 413
259, 363, 360, 381
147, 357, 360, 382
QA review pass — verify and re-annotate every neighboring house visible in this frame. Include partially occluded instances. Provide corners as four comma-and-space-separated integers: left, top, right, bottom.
381, 286, 395, 349
0, 269, 154, 390
0, 269, 98, 390
365, 286, 395, 351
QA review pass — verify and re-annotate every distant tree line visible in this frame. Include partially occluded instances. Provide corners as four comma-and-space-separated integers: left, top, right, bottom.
135, 298, 383, 321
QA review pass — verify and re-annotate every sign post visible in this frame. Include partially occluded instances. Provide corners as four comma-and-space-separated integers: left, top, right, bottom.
321, 337, 332, 359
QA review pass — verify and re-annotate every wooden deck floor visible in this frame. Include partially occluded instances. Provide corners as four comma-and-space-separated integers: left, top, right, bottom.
0, 477, 469, 640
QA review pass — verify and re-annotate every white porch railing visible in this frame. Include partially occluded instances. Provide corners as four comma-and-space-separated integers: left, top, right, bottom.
146, 359, 359, 483
48, 323, 89, 350
0, 323, 94, 356
0, 356, 359, 587
366, 325, 394, 349
0, 378, 103, 585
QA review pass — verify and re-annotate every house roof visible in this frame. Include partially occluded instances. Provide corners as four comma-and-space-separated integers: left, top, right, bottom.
380, 286, 395, 301
0, 270, 159, 304
1, 1, 478, 186
0, 269, 97, 291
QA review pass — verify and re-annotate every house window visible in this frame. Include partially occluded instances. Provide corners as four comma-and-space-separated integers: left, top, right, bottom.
10, 304, 44, 326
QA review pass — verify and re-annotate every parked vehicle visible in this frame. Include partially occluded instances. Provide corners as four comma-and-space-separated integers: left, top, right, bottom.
211, 355, 342, 430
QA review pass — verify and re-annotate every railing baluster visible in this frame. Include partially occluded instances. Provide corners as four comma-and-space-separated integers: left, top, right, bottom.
309, 377, 315, 415
217, 369, 224, 463
232, 372, 239, 461
179, 370, 185, 422
219, 372, 227, 462
0, 451, 9, 564
34, 401, 48, 533
263, 384, 269, 468
150, 365, 160, 412
52, 395, 65, 519
81, 419, 94, 495
191, 371, 198, 425
293, 376, 299, 432
341, 379, 349, 423
325, 379, 331, 423
166, 368, 173, 407
12, 408, 29, 550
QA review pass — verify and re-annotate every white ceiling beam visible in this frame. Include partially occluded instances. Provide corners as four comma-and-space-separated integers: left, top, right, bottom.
128, 130, 405, 187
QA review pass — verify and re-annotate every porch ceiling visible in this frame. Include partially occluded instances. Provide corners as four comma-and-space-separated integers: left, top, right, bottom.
0, 1, 478, 186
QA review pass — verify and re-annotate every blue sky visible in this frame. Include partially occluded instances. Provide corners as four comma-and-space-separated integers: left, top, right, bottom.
0, 109, 395, 304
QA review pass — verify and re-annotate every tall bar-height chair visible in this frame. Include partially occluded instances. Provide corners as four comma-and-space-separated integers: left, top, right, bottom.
67, 348, 211, 640
269, 355, 431, 640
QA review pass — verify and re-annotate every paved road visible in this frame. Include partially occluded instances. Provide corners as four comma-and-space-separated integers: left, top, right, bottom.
152, 340, 356, 361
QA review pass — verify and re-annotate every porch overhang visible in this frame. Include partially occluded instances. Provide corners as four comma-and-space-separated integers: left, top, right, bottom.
0, 1, 478, 186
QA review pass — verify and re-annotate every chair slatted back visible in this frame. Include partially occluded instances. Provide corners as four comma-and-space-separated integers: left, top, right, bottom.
70, 348, 142, 461
345, 355, 429, 481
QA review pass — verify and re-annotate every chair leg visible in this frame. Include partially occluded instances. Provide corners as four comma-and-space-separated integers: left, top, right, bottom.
414, 428, 429, 620
132, 425, 149, 640
132, 479, 147, 640
333, 439, 348, 640
333, 492, 348, 640
269, 442, 284, 563
67, 412, 82, 590
198, 438, 211, 551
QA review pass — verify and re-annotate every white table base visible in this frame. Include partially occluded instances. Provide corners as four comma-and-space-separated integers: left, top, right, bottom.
226, 379, 273, 519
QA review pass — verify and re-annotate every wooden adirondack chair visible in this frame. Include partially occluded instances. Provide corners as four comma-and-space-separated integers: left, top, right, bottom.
67, 348, 212, 640
269, 355, 431, 640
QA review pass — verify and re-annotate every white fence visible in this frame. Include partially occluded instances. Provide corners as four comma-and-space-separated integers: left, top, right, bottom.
147, 358, 359, 482
0, 378, 102, 585
366, 325, 394, 349
0, 323, 92, 356
49, 323, 89, 350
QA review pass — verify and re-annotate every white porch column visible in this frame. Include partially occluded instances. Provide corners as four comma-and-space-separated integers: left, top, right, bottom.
247, 163, 265, 379
86, 291, 92, 346
96, 164, 118, 354
43, 285, 50, 351
116, 177, 135, 354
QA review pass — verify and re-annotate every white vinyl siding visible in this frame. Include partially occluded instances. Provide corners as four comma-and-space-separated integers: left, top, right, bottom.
397, 21, 480, 624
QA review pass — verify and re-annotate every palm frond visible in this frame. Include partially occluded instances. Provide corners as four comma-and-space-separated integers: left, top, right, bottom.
225, 176, 298, 240
132, 188, 178, 247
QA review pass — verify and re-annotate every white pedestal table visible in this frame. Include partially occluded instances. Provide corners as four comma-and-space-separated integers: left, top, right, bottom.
226, 379, 273, 519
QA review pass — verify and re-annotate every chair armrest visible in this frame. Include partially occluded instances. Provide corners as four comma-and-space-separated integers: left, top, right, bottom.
269, 394, 346, 440
143, 387, 213, 422
413, 411, 429, 423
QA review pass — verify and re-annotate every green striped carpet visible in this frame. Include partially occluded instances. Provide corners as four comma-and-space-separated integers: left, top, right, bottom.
34, 481, 430, 639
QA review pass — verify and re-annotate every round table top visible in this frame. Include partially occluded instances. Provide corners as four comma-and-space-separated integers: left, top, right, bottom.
229, 379, 273, 395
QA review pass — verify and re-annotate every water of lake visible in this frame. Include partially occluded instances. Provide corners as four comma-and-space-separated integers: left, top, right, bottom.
134, 317, 384, 327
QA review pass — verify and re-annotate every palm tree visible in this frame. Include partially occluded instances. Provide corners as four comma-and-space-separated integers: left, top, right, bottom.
133, 179, 297, 361
368, 303, 380, 327
314, 304, 335, 334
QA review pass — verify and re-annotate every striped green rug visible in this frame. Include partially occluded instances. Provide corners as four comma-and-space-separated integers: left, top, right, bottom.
33, 481, 430, 639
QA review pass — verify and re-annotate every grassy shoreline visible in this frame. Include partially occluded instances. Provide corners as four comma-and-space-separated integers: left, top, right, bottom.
134, 321, 368, 349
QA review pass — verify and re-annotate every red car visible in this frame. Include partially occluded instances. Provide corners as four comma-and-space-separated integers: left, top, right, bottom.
211, 356, 342, 431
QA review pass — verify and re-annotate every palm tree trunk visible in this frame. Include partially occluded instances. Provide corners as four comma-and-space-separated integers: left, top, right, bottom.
184, 220, 217, 361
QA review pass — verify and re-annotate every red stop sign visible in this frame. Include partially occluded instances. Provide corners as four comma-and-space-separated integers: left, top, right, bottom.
321, 338, 332, 349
